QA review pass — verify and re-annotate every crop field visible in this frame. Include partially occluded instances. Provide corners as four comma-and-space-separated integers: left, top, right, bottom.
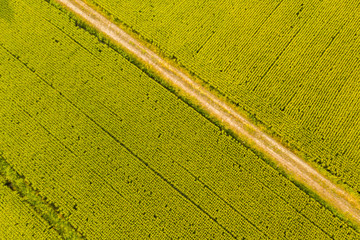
0, 0, 359, 239
85, 0, 360, 194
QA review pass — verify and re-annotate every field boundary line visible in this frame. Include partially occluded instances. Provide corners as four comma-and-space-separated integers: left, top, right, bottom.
0, 154, 85, 240
53, 0, 360, 228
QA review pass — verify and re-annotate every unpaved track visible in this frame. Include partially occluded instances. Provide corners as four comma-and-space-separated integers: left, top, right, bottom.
55, 0, 360, 227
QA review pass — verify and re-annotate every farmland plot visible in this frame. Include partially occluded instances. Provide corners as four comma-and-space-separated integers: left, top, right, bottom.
85, 0, 360, 193
0, 0, 359, 239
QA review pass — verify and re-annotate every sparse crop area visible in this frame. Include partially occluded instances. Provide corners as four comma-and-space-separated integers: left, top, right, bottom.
85, 0, 360, 194
1, 0, 360, 239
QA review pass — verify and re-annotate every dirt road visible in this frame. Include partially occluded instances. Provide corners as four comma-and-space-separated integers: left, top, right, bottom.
55, 0, 360, 227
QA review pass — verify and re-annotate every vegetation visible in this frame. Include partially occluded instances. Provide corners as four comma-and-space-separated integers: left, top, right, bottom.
85, 0, 360, 195
0, 155, 81, 239
0, 162, 62, 239
0, 0, 359, 239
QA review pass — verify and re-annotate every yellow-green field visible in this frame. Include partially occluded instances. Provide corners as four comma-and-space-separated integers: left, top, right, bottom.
0, 0, 359, 239
85, 0, 360, 194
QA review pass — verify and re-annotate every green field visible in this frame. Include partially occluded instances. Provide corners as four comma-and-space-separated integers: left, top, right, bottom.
84, 0, 360, 194
0, 0, 359, 239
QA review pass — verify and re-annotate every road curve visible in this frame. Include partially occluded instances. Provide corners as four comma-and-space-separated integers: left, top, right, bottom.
55, 0, 360, 227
